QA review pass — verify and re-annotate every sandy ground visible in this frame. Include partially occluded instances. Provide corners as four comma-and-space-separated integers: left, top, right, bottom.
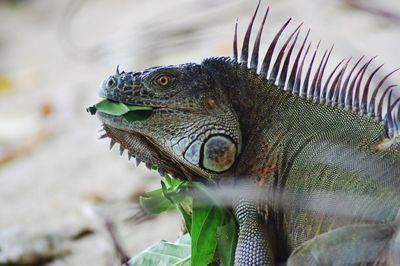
1, 0, 400, 265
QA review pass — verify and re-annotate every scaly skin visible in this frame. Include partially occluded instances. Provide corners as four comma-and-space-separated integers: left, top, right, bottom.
205, 59, 400, 264
89, 5, 400, 265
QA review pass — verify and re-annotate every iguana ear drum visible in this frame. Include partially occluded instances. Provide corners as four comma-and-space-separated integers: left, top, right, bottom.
202, 135, 237, 173
184, 135, 237, 173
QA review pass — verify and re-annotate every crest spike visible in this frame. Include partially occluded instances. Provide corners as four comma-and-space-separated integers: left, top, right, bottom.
322, 58, 345, 104
339, 56, 364, 106
377, 85, 396, 120
250, 7, 269, 69
345, 59, 370, 110
298, 41, 312, 97
289, 28, 310, 94
386, 90, 394, 136
233, 19, 239, 61
260, 17, 292, 77
303, 41, 320, 98
279, 29, 301, 88
339, 56, 364, 108
317, 44, 334, 102
328, 68, 345, 106
309, 49, 327, 100
353, 57, 375, 112
368, 68, 400, 116
240, 0, 261, 66
360, 64, 383, 114
270, 23, 303, 82
332, 58, 351, 106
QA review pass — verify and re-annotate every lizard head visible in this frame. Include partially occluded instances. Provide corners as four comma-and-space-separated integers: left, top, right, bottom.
89, 63, 242, 181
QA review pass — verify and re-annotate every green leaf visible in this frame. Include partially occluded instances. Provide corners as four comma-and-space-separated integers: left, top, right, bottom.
136, 180, 238, 266
189, 182, 237, 266
139, 188, 176, 214
123, 110, 152, 121
178, 204, 192, 235
164, 174, 184, 187
191, 200, 223, 266
128, 234, 191, 266
217, 213, 238, 266
94, 99, 153, 116
160, 180, 193, 234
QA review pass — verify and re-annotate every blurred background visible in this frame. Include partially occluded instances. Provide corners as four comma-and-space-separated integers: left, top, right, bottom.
1, 0, 400, 265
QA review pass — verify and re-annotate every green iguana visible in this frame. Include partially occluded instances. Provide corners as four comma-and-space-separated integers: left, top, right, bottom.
88, 2, 400, 265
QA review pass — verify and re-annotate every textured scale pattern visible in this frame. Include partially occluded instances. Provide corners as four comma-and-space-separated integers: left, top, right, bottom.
232, 1, 400, 141
226, 2, 400, 265
234, 198, 273, 266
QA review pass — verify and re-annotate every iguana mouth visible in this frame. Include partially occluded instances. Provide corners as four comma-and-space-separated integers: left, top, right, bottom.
86, 98, 154, 122
88, 99, 210, 181
87, 99, 183, 178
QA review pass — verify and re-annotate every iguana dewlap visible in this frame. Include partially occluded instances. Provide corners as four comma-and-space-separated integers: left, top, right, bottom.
88, 2, 400, 265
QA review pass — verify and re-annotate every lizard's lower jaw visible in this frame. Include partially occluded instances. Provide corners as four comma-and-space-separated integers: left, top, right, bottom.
100, 123, 162, 171
100, 123, 198, 180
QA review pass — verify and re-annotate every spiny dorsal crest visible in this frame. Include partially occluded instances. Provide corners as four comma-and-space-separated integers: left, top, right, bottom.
232, 1, 400, 140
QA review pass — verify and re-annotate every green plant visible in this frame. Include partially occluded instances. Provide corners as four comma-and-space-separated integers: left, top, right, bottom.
129, 175, 238, 266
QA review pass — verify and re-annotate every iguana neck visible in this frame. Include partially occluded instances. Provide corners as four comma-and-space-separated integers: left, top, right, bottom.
205, 60, 289, 143
204, 60, 293, 178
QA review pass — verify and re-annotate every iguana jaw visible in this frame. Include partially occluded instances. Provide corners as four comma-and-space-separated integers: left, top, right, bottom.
98, 113, 212, 181
91, 96, 228, 181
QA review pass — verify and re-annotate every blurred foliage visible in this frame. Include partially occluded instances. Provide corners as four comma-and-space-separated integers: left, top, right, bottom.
130, 176, 238, 266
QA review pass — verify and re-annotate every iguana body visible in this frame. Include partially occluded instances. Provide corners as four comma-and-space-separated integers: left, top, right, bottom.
89, 3, 400, 265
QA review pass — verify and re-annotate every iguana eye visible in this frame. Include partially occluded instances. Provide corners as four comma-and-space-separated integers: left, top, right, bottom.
201, 135, 237, 173
107, 77, 116, 87
155, 75, 173, 87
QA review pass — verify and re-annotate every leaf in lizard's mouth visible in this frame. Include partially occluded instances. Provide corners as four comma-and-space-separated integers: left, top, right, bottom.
87, 99, 153, 121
